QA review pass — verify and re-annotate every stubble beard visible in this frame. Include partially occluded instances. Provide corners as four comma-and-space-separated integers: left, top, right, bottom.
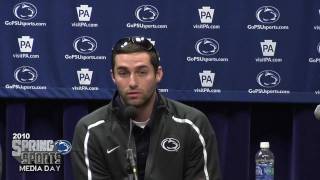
121, 88, 156, 109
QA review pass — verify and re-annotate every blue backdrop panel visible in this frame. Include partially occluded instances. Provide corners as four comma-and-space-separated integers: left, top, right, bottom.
1, 0, 320, 102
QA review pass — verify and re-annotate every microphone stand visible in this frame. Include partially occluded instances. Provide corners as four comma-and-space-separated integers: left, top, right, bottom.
126, 119, 139, 180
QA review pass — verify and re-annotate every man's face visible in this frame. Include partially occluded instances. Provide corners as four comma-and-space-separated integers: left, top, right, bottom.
111, 52, 163, 107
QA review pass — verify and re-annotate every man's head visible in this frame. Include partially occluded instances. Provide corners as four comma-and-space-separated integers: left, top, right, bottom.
111, 37, 160, 73
111, 36, 163, 108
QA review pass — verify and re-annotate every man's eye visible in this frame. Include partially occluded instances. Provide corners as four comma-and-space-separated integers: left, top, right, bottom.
139, 71, 147, 75
118, 71, 128, 76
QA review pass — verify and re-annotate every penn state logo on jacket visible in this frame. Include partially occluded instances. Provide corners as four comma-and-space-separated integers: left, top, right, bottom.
161, 138, 180, 152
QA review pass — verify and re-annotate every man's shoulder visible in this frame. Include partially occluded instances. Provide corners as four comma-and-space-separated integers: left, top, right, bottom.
77, 103, 112, 128
163, 96, 207, 121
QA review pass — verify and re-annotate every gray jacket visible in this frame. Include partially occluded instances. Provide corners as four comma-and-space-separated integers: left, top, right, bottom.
71, 93, 221, 180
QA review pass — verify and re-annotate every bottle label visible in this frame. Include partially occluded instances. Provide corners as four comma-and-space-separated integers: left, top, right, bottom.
256, 163, 274, 180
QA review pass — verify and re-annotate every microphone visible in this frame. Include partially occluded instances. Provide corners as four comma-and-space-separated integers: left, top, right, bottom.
124, 106, 137, 121
124, 106, 139, 180
314, 105, 320, 120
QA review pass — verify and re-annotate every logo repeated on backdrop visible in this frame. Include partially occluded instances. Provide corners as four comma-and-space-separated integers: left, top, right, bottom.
64, 36, 106, 61
256, 70, 281, 88
4, 2, 46, 27
248, 70, 290, 95
199, 6, 214, 23
72, 68, 99, 91
77, 68, 93, 85
247, 5, 289, 31
194, 70, 221, 93
195, 38, 219, 56
135, 5, 159, 22
255, 40, 283, 63
308, 42, 320, 63
13, 2, 37, 20
199, 70, 215, 87
187, 38, 229, 63
77, 5, 92, 21
256, 6, 280, 24
73, 36, 97, 54
13, 36, 40, 59
14, 66, 38, 84
18, 36, 34, 52
71, 5, 98, 28
4, 66, 46, 90
126, 4, 168, 29
261, 40, 276, 56
11, 133, 71, 172
193, 6, 220, 30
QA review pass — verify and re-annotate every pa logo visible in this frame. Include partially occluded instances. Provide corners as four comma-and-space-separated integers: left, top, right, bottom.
195, 38, 219, 56
135, 5, 159, 22
256, 70, 281, 88
198, 6, 214, 23
199, 70, 215, 88
76, 5, 92, 22
260, 40, 277, 57
161, 138, 180, 152
13, 2, 37, 20
256, 6, 280, 24
18, 36, 34, 53
55, 140, 72, 155
14, 66, 38, 84
73, 36, 97, 54
77, 68, 93, 85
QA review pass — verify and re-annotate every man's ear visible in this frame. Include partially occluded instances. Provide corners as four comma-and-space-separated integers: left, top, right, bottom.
156, 66, 163, 83
110, 69, 115, 83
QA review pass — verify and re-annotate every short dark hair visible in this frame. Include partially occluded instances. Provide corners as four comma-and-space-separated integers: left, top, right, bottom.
111, 36, 160, 72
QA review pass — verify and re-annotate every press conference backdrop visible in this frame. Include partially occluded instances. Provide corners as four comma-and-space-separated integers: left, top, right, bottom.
1, 0, 320, 102
1, 1, 320, 180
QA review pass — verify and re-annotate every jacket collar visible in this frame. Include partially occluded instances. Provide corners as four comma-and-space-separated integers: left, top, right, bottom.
110, 90, 167, 126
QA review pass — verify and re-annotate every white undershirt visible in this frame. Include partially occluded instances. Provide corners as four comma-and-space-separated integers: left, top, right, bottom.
132, 119, 150, 129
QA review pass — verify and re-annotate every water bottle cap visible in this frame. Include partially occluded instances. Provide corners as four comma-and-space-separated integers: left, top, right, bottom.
260, 142, 270, 148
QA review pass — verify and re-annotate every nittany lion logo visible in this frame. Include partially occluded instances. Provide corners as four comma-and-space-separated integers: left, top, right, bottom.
256, 70, 281, 88
256, 6, 280, 24
14, 66, 38, 84
13, 2, 37, 20
55, 140, 72, 155
161, 138, 180, 152
195, 38, 219, 56
73, 36, 97, 54
135, 5, 159, 22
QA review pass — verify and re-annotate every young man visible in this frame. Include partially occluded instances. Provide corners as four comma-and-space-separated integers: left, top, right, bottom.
71, 36, 221, 180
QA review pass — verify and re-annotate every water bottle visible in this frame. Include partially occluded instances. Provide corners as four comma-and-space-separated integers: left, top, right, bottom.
255, 142, 274, 180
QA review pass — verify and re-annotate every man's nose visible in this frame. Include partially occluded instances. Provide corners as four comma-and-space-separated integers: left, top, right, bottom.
128, 74, 138, 88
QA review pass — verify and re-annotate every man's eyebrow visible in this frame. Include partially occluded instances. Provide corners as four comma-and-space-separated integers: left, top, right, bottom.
116, 65, 150, 70
136, 65, 149, 70
115, 66, 128, 70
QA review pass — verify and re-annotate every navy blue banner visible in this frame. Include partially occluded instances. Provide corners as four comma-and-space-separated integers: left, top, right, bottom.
0, 0, 320, 102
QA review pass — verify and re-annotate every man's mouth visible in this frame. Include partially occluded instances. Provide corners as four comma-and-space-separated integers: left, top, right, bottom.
127, 91, 141, 98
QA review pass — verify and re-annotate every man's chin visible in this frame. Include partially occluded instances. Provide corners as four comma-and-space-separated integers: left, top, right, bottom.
124, 99, 143, 107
